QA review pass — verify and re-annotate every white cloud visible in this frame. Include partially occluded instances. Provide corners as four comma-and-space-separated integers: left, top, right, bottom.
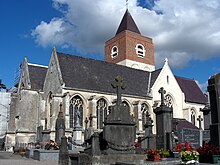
32, 0, 220, 68
195, 80, 208, 93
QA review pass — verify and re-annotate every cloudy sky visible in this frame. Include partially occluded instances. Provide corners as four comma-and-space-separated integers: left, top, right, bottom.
1, 0, 220, 91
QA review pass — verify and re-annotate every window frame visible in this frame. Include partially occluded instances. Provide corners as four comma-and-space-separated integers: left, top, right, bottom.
135, 44, 145, 57
111, 46, 118, 59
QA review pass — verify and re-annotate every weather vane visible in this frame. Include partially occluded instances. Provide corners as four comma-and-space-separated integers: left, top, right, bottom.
126, 0, 128, 10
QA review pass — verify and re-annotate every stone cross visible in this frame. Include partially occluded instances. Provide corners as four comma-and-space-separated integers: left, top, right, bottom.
89, 114, 93, 127
158, 87, 166, 106
84, 117, 88, 129
197, 115, 203, 129
111, 75, 125, 106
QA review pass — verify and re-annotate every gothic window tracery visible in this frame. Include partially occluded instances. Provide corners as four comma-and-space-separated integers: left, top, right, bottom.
96, 98, 107, 129
164, 94, 173, 108
135, 44, 145, 57
111, 46, 118, 58
69, 96, 83, 128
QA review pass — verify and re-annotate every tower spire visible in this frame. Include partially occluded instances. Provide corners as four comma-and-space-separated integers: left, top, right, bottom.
115, 9, 141, 35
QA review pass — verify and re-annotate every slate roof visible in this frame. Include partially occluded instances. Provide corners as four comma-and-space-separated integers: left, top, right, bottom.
116, 9, 141, 35
172, 118, 199, 131
57, 52, 151, 97
150, 69, 162, 87
175, 76, 206, 104
28, 64, 47, 91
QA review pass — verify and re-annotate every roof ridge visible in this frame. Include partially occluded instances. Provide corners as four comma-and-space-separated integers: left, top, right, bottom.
56, 51, 150, 74
28, 63, 48, 68
175, 75, 194, 81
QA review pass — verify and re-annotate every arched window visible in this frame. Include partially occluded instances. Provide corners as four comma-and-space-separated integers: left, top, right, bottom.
69, 96, 83, 128
96, 98, 107, 129
135, 44, 145, 57
111, 46, 118, 58
122, 100, 130, 112
191, 109, 196, 125
141, 103, 149, 130
165, 94, 173, 108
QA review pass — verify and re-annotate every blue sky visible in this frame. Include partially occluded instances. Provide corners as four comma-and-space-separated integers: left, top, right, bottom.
1, 0, 220, 92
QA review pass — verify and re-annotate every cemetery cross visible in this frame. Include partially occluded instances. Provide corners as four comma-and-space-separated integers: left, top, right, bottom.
111, 75, 125, 106
158, 87, 166, 106
197, 115, 203, 129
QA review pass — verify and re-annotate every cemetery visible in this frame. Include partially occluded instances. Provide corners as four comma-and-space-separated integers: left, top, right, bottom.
8, 75, 220, 164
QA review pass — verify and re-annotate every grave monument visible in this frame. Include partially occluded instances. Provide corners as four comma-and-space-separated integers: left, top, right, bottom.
103, 75, 136, 154
207, 74, 220, 147
55, 111, 66, 146
141, 111, 156, 149
154, 87, 173, 150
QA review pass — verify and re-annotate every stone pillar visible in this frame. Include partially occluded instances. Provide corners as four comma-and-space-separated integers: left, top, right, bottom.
63, 92, 70, 129
55, 111, 66, 146
133, 101, 142, 132
59, 136, 69, 165
153, 87, 173, 150
91, 131, 101, 156
88, 96, 97, 129
207, 75, 220, 147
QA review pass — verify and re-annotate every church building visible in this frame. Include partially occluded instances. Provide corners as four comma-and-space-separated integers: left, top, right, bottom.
5, 9, 206, 150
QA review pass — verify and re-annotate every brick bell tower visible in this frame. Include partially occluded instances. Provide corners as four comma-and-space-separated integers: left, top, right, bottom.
104, 9, 155, 72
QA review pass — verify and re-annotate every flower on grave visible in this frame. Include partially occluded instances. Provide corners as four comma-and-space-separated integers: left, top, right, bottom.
45, 140, 59, 150
146, 149, 160, 157
145, 148, 160, 161
177, 142, 199, 162
158, 149, 170, 158
173, 143, 183, 152
179, 150, 199, 162
196, 142, 220, 156
173, 142, 193, 152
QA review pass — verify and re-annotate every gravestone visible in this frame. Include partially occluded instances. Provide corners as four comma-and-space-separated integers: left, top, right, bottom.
207, 75, 220, 147
103, 76, 136, 154
178, 128, 200, 149
153, 87, 173, 150
42, 118, 51, 143
55, 111, 66, 146
141, 111, 155, 149
197, 115, 203, 147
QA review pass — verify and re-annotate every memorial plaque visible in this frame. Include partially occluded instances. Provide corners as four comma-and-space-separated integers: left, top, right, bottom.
178, 128, 200, 149
203, 130, 210, 142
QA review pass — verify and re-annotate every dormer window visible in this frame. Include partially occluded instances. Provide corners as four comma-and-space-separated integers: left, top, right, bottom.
135, 44, 145, 57
111, 46, 118, 58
